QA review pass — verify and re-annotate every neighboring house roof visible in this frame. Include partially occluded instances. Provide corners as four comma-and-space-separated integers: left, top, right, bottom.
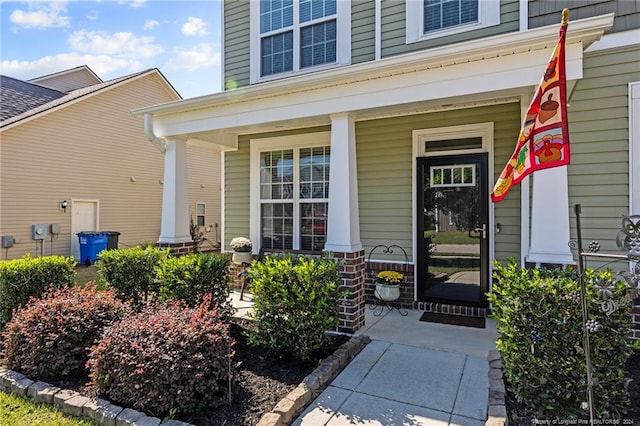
28, 65, 103, 92
0, 75, 66, 121
1, 67, 181, 130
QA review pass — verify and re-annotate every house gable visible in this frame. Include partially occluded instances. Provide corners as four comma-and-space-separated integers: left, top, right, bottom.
28, 65, 102, 92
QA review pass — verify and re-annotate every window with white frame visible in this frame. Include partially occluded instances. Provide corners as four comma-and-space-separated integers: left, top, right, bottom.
251, 133, 330, 251
250, 0, 350, 82
406, 0, 499, 43
196, 202, 206, 226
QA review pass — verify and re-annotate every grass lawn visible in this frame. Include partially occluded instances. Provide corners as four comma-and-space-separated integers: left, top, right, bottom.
74, 265, 99, 286
425, 230, 479, 245
0, 392, 93, 426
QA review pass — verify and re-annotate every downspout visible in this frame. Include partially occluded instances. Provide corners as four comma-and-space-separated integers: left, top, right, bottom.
144, 113, 166, 154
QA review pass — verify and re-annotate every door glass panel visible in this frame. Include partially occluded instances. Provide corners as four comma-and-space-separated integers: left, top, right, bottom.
421, 157, 486, 305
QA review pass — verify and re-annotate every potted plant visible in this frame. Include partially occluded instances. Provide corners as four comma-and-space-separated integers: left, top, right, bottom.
230, 237, 253, 265
375, 270, 403, 301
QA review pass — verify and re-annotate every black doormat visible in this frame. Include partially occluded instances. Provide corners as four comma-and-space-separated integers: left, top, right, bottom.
419, 311, 486, 328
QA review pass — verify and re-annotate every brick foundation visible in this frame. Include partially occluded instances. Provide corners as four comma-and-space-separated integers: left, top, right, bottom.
364, 261, 414, 309
228, 256, 253, 289
332, 250, 366, 333
415, 301, 487, 318
156, 241, 194, 256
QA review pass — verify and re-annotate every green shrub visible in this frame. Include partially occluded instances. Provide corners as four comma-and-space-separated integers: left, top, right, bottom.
156, 252, 231, 315
489, 259, 632, 419
0, 255, 76, 329
87, 295, 233, 417
0, 284, 129, 380
97, 246, 169, 308
246, 255, 345, 362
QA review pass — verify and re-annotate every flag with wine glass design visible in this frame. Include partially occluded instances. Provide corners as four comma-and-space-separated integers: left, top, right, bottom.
491, 11, 570, 202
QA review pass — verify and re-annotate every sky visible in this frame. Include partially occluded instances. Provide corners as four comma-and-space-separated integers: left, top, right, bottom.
0, 0, 223, 99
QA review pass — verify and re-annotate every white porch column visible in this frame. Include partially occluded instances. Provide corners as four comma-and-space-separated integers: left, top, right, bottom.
325, 112, 362, 252
526, 166, 574, 264
158, 137, 191, 244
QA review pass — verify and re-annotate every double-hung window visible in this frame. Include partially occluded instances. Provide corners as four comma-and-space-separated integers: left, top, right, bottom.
250, 133, 330, 251
406, 0, 499, 43
250, 0, 350, 83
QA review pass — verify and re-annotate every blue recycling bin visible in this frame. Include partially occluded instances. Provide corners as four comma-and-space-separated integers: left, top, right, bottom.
77, 232, 108, 265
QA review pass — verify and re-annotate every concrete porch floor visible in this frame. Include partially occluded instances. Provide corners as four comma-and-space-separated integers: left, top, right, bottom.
229, 289, 499, 425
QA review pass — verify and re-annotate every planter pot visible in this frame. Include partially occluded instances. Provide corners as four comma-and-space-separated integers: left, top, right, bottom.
375, 283, 400, 302
232, 251, 253, 265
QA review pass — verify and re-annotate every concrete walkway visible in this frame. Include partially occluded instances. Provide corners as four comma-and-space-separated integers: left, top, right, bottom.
228, 289, 499, 425
293, 306, 498, 426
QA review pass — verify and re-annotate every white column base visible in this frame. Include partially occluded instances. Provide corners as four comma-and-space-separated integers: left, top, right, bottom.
158, 137, 192, 244
526, 166, 575, 265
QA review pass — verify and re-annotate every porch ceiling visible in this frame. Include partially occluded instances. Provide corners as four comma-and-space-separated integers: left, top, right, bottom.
131, 13, 613, 149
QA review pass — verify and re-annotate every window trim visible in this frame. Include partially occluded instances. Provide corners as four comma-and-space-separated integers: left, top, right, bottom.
406, 0, 500, 44
250, 132, 331, 251
195, 202, 206, 227
630, 82, 640, 215
249, 0, 351, 84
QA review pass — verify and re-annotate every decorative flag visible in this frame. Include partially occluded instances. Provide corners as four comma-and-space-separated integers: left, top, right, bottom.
491, 9, 571, 203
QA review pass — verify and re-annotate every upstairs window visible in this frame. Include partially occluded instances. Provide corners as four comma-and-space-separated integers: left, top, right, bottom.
424, 0, 478, 33
406, 0, 499, 43
250, 0, 350, 83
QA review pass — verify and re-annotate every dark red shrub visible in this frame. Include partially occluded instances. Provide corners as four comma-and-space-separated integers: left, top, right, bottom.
0, 283, 129, 380
87, 294, 234, 417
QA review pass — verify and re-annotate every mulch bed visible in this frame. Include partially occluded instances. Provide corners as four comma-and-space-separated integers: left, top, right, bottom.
178, 322, 348, 426
46, 321, 348, 426
505, 349, 640, 425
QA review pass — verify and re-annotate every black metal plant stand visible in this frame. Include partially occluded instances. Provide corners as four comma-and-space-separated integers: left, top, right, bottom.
571, 204, 640, 426
238, 261, 251, 301
367, 244, 409, 316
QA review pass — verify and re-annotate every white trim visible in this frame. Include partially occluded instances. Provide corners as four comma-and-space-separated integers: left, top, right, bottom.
249, 132, 331, 253
221, 150, 227, 251
249, 0, 351, 84
375, 0, 382, 60
134, 13, 613, 126
519, 0, 528, 31
195, 202, 206, 226
412, 122, 495, 298
406, 0, 500, 44
586, 29, 640, 53
70, 199, 100, 261
630, 82, 640, 215
220, 1, 226, 92
519, 90, 532, 267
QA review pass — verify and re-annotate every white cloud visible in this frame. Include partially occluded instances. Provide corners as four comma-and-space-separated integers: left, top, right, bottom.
1, 54, 140, 81
87, 10, 99, 21
182, 17, 209, 36
116, 0, 147, 8
164, 43, 220, 73
9, 2, 71, 29
68, 30, 164, 59
143, 19, 159, 30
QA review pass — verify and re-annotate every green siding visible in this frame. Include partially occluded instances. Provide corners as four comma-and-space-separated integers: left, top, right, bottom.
567, 45, 640, 254
380, 0, 520, 58
356, 103, 522, 263
224, 138, 250, 249
528, 0, 640, 34
224, 0, 251, 89
351, 0, 376, 65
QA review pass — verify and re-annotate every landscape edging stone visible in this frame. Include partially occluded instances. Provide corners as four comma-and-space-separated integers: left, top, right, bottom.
256, 333, 371, 426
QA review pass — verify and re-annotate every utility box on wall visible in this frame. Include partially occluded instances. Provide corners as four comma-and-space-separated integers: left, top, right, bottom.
32, 224, 48, 240
1, 236, 14, 248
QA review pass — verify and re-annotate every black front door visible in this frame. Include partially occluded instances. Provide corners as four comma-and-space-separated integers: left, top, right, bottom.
417, 153, 489, 307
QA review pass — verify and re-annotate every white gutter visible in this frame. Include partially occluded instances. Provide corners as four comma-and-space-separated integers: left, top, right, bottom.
144, 113, 166, 154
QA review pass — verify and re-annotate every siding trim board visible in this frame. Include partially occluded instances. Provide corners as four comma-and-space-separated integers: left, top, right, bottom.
135, 13, 613, 129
